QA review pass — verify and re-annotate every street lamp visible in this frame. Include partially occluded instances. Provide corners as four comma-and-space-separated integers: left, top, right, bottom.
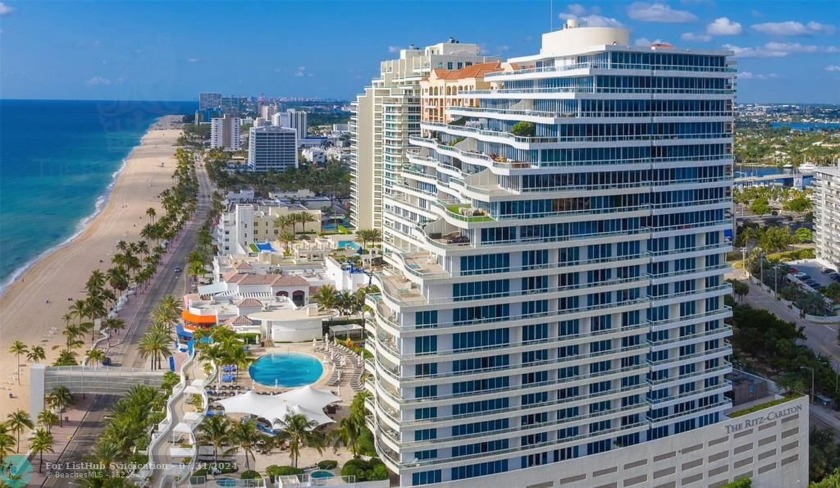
801, 366, 815, 404
741, 247, 749, 278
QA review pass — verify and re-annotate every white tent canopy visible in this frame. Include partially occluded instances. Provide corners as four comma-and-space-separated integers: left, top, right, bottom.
216, 390, 335, 427
277, 385, 340, 410
173, 422, 193, 434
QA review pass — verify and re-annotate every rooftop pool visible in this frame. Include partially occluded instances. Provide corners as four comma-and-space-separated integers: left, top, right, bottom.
249, 353, 324, 388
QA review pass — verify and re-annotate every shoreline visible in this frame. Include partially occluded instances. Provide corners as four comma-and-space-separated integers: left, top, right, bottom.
0, 116, 184, 425
0, 116, 174, 298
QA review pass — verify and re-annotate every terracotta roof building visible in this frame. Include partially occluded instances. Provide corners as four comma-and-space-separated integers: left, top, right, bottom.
420, 61, 503, 124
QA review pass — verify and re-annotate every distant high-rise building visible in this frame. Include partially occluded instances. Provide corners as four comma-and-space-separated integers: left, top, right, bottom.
350, 39, 496, 231
210, 115, 241, 151
248, 126, 298, 172
221, 96, 246, 116
260, 104, 280, 120
199, 92, 222, 110
815, 165, 840, 270
274, 109, 308, 141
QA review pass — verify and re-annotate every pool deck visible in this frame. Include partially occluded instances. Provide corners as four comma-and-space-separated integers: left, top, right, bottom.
204, 341, 362, 475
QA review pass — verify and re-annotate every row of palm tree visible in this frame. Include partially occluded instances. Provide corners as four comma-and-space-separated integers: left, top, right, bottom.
274, 211, 319, 237
354, 228, 382, 252
8, 341, 46, 385
310, 284, 379, 318
0, 409, 56, 474
194, 327, 255, 383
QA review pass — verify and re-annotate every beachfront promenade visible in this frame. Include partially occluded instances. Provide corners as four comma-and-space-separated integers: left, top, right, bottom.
30, 148, 216, 487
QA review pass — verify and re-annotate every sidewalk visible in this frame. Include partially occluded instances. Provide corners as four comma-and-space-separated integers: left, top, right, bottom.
27, 396, 94, 485
735, 273, 840, 370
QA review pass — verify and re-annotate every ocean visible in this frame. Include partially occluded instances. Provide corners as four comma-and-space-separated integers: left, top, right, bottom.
0, 99, 197, 292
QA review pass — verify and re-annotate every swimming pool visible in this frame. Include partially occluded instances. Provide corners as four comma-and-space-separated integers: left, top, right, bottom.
310, 470, 335, 479
255, 242, 275, 252
215, 478, 237, 487
338, 240, 361, 251
249, 353, 324, 388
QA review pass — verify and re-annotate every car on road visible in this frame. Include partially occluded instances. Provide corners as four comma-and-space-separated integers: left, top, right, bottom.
174, 267, 182, 273
102, 357, 112, 366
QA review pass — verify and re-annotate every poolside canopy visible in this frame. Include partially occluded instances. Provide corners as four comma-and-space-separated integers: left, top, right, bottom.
216, 390, 335, 427
277, 385, 341, 410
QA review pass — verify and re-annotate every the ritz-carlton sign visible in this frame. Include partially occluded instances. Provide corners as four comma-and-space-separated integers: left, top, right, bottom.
725, 403, 804, 434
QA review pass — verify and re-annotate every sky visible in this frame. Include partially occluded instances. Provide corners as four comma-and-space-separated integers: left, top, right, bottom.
1, 0, 839, 103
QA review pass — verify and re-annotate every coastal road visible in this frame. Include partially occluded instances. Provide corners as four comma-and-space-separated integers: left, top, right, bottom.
42, 161, 215, 487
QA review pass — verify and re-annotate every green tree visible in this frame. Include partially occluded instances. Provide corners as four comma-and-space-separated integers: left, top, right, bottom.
311, 284, 339, 312
511, 121, 535, 137
750, 198, 772, 216
230, 418, 262, 471
0, 423, 15, 467
27, 345, 46, 363
729, 279, 749, 303
46, 386, 74, 427
796, 227, 814, 243
30, 428, 54, 473
138, 325, 172, 371
6, 409, 34, 452
276, 413, 325, 468
197, 415, 234, 464
8, 341, 28, 384
37, 409, 59, 434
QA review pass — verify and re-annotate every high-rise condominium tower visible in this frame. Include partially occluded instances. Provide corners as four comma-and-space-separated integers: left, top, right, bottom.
358, 23, 785, 488
349, 39, 497, 231
210, 115, 241, 151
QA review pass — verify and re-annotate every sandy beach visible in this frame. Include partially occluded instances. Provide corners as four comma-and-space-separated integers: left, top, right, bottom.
0, 118, 184, 423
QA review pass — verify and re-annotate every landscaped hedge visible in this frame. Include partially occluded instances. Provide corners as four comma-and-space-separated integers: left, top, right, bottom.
266, 465, 304, 476
241, 470, 261, 479
317, 460, 338, 469
341, 458, 389, 481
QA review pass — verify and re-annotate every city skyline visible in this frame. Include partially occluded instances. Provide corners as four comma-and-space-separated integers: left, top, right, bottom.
1, 0, 839, 103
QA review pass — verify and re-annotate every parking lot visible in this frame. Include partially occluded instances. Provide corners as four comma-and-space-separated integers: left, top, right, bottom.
786, 259, 839, 287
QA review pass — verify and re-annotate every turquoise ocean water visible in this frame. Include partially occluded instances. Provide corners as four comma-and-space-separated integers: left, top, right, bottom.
0, 99, 197, 294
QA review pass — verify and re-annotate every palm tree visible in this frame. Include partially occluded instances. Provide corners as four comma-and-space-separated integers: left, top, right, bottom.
7, 409, 34, 452
276, 413, 324, 468
150, 295, 182, 332
46, 386, 74, 427
296, 211, 318, 235
279, 229, 296, 255
311, 284, 339, 312
53, 348, 79, 366
230, 418, 262, 471
330, 416, 363, 458
30, 428, 54, 473
88, 441, 122, 477
106, 266, 130, 294
103, 317, 126, 345
61, 324, 85, 350
86, 349, 106, 367
9, 341, 28, 384
197, 415, 234, 464
146, 207, 157, 227
138, 325, 172, 371
37, 410, 59, 434
69, 299, 90, 328
274, 215, 295, 235
0, 423, 15, 466
27, 345, 46, 363
86, 269, 107, 294
336, 291, 357, 317
188, 260, 206, 283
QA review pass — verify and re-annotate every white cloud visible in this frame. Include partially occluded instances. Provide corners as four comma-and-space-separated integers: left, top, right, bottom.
681, 32, 712, 42
723, 41, 832, 57
294, 66, 308, 78
85, 76, 112, 86
567, 3, 587, 15
707, 17, 742, 36
737, 72, 778, 80
387, 46, 400, 53
626, 2, 697, 23
825, 65, 840, 72
634, 37, 666, 46
752, 21, 836, 36
187, 57, 200, 64
497, 45, 510, 52
0, 2, 13, 15
559, 5, 623, 28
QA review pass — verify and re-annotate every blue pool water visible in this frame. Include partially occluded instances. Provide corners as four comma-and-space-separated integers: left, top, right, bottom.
310, 470, 335, 479
255, 242, 275, 252
249, 353, 324, 388
215, 479, 237, 487
338, 240, 361, 251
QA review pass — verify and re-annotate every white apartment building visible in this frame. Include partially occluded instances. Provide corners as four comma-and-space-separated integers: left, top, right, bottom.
215, 202, 321, 254
273, 109, 309, 141
247, 126, 298, 172
355, 24, 800, 488
210, 115, 242, 151
815, 165, 840, 270
350, 39, 497, 230
302, 147, 327, 165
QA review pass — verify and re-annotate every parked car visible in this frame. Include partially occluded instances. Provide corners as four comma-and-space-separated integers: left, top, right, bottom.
821, 267, 834, 274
